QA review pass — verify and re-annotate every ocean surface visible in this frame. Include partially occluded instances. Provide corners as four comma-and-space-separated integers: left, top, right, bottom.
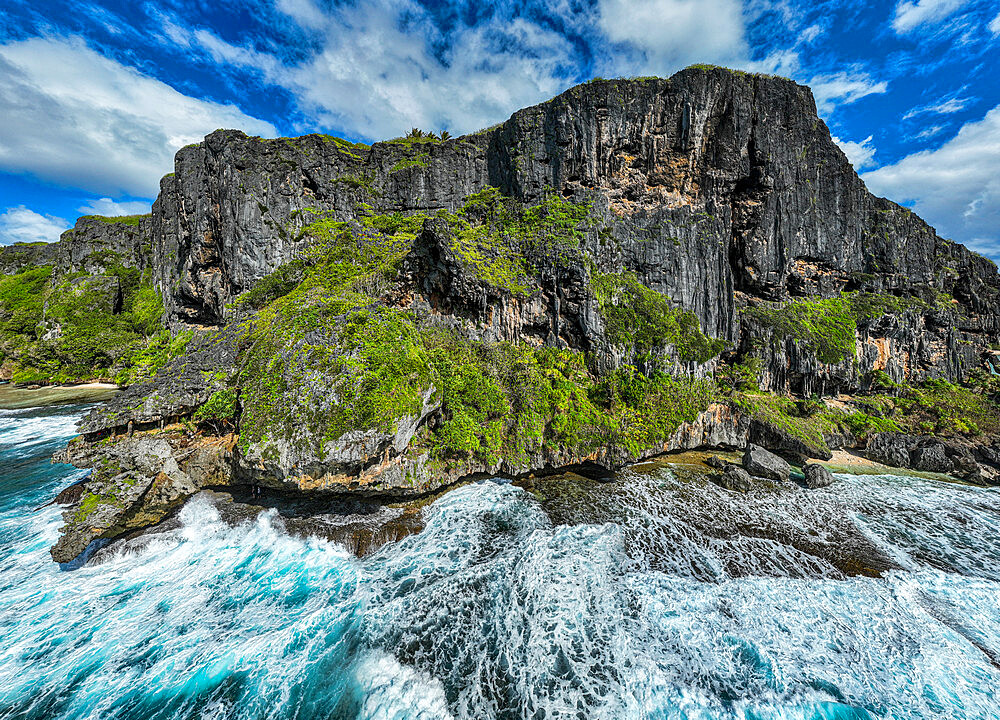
2, 403, 1000, 720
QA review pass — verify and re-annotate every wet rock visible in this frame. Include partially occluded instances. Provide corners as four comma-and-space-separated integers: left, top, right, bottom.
50, 430, 235, 564
863, 432, 915, 469
742, 444, 791, 483
909, 442, 953, 474
803, 463, 835, 489
714, 466, 755, 492
705, 455, 728, 470
863, 432, 987, 482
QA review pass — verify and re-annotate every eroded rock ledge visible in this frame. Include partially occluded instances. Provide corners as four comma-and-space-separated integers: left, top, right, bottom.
15, 65, 1000, 565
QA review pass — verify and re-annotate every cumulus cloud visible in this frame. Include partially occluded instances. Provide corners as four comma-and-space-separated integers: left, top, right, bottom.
169, 0, 580, 139
165, 0, 760, 141
808, 71, 888, 115
832, 135, 877, 170
0, 36, 277, 199
863, 104, 1000, 257
595, 0, 748, 74
0, 206, 69, 245
892, 0, 970, 34
77, 197, 152, 217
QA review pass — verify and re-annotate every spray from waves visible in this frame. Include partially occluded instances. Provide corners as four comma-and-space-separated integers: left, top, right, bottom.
0, 496, 455, 720
2, 406, 1000, 720
358, 475, 1000, 720
0, 404, 84, 457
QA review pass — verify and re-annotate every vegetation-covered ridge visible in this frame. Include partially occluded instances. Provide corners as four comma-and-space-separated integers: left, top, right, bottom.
742, 293, 937, 364
229, 188, 725, 475
0, 258, 183, 385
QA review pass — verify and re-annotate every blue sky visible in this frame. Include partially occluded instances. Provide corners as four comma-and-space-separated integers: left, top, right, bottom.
1, 0, 998, 259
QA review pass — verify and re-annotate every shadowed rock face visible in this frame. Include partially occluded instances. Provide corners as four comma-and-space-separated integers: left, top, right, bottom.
7, 67, 997, 391
143, 69, 999, 390
13, 66, 1000, 564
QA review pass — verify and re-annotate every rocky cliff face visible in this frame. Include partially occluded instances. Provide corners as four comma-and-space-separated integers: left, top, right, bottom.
9, 66, 1000, 564
1, 215, 150, 276
141, 69, 999, 387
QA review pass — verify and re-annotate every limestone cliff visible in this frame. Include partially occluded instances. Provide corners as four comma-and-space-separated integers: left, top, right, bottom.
4, 66, 1000, 564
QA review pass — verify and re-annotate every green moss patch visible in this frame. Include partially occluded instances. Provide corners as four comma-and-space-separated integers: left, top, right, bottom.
593, 272, 723, 363
231, 190, 720, 469
744, 293, 929, 365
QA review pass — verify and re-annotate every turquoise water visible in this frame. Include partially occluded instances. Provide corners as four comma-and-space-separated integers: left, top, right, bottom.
2, 404, 1000, 719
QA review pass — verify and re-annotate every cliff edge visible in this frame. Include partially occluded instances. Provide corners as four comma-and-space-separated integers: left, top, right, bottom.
3, 66, 999, 564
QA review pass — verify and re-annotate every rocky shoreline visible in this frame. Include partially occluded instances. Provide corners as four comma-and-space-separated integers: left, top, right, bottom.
0, 66, 997, 566
48, 397, 1000, 566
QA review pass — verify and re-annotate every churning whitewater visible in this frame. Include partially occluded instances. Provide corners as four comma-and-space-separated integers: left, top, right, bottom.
2, 405, 1000, 720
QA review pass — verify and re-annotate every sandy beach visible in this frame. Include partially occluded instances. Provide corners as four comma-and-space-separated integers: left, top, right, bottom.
0, 382, 120, 410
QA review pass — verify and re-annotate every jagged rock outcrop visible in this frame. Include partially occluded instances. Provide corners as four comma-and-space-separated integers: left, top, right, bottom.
14, 65, 1000, 564
862, 432, 992, 483
743, 444, 792, 482
715, 465, 755, 492
138, 69, 1000, 393
803, 463, 836, 489
51, 432, 234, 564
1, 215, 150, 276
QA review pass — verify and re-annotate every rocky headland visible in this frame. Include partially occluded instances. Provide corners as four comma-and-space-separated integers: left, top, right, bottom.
3, 65, 1000, 565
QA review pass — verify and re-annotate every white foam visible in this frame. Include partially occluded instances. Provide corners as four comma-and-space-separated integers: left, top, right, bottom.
3, 407, 1000, 720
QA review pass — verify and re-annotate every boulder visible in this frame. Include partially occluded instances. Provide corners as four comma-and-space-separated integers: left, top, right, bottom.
714, 466, 755, 492
803, 463, 835, 489
909, 441, 953, 474
863, 432, 916, 469
742, 444, 791, 482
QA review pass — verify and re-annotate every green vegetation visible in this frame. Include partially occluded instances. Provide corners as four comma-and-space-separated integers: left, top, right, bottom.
385, 128, 441, 147
684, 64, 788, 80
113, 330, 193, 386
731, 392, 842, 455
593, 272, 723, 363
80, 214, 149, 227
744, 293, 929, 364
594, 367, 718, 457
389, 153, 430, 173
447, 187, 594, 288
232, 189, 721, 468
725, 376, 1000, 457
0, 262, 167, 384
332, 171, 377, 195
194, 387, 239, 432
855, 379, 1000, 438
316, 134, 370, 161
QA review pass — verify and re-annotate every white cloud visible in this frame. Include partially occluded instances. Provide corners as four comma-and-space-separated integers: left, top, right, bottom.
863, 104, 1000, 258
916, 124, 946, 139
163, 0, 584, 140
892, 0, 970, 34
798, 24, 823, 44
832, 135, 877, 170
595, 0, 748, 74
77, 197, 152, 217
0, 206, 70, 246
809, 71, 888, 115
903, 95, 973, 118
166, 0, 759, 141
0, 36, 277, 199
989, 11, 1000, 35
